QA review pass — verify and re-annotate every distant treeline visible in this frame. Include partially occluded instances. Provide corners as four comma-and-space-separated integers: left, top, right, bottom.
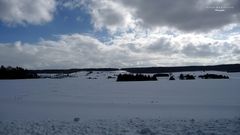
122, 64, 240, 73
30, 64, 239, 74
199, 74, 229, 79
153, 73, 169, 77
32, 68, 119, 74
0, 66, 39, 79
117, 74, 157, 81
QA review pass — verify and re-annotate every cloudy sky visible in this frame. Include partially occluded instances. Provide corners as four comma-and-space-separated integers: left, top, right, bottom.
0, 0, 239, 69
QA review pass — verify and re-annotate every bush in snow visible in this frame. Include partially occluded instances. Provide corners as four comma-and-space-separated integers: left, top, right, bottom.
73, 117, 80, 122
169, 76, 175, 80
138, 128, 154, 135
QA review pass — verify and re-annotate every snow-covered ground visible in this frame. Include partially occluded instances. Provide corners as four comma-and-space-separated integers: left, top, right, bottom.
1, 118, 239, 135
0, 71, 240, 134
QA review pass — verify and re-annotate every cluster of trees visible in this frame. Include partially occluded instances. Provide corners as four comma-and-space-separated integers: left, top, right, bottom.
179, 74, 196, 80
116, 73, 229, 81
122, 64, 240, 73
117, 74, 157, 81
0, 65, 39, 79
199, 74, 229, 79
177, 73, 229, 80
153, 73, 169, 78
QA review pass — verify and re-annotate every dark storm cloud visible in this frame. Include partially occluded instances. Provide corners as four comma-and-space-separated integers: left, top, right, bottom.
119, 0, 240, 32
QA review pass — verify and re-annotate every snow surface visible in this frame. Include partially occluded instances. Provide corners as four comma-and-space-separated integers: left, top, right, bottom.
0, 71, 240, 134
1, 118, 239, 135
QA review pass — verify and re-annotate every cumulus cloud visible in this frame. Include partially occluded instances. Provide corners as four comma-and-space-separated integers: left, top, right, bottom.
58, 0, 86, 10
95, 0, 240, 32
0, 0, 56, 25
0, 0, 239, 68
58, 0, 240, 33
173, 33, 240, 58
1, 35, 102, 68
87, 0, 136, 32
0, 33, 239, 69
181, 43, 221, 57
145, 38, 177, 55
0, 34, 134, 68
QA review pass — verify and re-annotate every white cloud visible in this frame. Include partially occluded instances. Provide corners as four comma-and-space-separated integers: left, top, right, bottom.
58, 0, 85, 10
181, 43, 221, 57
0, 34, 133, 68
83, 0, 240, 33
0, 32, 239, 69
0, 0, 56, 26
58, 0, 240, 35
87, 0, 137, 33
118, 0, 240, 32
0, 0, 239, 68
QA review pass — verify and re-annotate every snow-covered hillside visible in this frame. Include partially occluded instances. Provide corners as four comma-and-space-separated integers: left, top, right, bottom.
0, 71, 240, 134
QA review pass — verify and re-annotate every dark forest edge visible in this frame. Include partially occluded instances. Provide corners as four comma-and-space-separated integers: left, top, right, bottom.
0, 64, 239, 79
0, 66, 39, 79
31, 64, 240, 74
122, 64, 240, 73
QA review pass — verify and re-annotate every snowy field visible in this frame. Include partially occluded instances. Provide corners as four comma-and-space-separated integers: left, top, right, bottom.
0, 71, 240, 134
